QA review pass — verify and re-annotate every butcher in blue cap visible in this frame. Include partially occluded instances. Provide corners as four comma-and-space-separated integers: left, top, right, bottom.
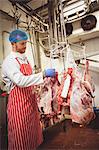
2, 29, 55, 150
9, 29, 28, 54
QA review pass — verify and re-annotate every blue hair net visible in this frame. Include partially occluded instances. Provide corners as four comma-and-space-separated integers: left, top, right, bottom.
9, 29, 28, 43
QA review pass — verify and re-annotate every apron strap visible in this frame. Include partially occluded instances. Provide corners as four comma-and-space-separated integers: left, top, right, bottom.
15, 57, 30, 65
15, 57, 21, 65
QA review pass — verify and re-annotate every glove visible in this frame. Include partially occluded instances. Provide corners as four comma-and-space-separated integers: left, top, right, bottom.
45, 69, 56, 77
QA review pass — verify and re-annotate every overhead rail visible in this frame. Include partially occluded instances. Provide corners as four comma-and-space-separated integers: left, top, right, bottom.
8, 0, 48, 28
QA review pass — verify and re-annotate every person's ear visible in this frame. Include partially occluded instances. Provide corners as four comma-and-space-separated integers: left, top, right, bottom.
12, 42, 17, 51
11, 42, 15, 47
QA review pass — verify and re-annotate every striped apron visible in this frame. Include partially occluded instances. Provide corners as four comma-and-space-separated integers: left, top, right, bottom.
7, 58, 43, 150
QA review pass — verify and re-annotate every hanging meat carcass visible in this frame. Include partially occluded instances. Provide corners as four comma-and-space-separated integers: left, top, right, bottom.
70, 60, 95, 125
38, 77, 53, 114
37, 74, 60, 128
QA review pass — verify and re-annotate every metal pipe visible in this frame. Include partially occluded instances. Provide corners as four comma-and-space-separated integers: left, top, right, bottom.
86, 58, 99, 63
27, 28, 35, 66
2, 31, 10, 59
69, 42, 84, 49
60, 0, 67, 43
75, 50, 99, 60
11, 3, 48, 27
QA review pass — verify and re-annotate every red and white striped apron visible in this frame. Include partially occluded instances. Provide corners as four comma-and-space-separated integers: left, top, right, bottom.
7, 57, 43, 150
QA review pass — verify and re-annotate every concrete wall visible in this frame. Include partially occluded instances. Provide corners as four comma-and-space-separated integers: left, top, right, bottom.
0, 11, 15, 78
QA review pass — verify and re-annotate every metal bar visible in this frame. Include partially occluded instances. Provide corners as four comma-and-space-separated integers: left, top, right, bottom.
69, 42, 84, 49
10, 2, 48, 27
86, 58, 99, 63
86, 51, 99, 58
2, 31, 10, 59
75, 51, 99, 60
0, 10, 15, 21
34, 3, 48, 13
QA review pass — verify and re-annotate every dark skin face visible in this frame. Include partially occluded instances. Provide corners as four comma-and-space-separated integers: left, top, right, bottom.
12, 40, 27, 54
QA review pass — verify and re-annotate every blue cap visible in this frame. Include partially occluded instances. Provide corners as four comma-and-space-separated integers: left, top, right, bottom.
9, 29, 28, 43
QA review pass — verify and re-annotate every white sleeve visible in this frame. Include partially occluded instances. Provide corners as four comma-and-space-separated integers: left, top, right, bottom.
2, 58, 44, 87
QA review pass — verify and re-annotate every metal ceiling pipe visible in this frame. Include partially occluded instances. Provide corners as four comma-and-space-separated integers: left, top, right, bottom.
8, 0, 48, 27
33, 3, 48, 13
2, 31, 10, 59
9, 0, 32, 4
